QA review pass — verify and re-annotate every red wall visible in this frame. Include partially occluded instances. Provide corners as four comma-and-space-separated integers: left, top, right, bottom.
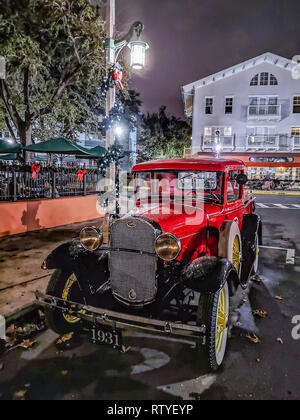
0, 196, 104, 237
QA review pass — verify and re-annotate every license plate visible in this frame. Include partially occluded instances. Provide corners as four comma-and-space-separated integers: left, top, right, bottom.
90, 325, 122, 349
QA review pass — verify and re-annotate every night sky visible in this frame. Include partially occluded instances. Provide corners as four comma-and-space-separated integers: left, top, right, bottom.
116, 0, 300, 118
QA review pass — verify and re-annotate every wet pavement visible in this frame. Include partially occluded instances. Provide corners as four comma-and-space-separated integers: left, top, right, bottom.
0, 194, 299, 400
0, 218, 103, 316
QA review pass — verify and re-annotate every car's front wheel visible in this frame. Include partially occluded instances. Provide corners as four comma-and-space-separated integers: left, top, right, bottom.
45, 269, 86, 336
197, 281, 230, 371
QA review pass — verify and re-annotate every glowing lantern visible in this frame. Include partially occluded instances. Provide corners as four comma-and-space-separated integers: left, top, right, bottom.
128, 41, 149, 70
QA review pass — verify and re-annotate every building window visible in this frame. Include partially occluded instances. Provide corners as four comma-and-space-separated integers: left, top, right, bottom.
225, 97, 233, 114
250, 74, 259, 86
204, 127, 212, 137
250, 73, 278, 86
247, 126, 277, 147
270, 74, 278, 85
205, 97, 213, 114
204, 127, 212, 145
293, 96, 300, 113
224, 127, 232, 136
291, 127, 300, 136
260, 72, 269, 86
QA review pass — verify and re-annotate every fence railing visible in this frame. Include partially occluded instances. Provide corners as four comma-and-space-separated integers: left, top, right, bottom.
248, 105, 281, 120
0, 167, 104, 202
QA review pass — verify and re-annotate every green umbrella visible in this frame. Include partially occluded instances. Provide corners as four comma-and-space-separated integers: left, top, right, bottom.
0, 153, 17, 160
0, 140, 22, 154
89, 145, 107, 157
23, 137, 100, 158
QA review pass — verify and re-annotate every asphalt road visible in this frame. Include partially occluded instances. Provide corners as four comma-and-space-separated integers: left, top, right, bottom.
0, 193, 299, 401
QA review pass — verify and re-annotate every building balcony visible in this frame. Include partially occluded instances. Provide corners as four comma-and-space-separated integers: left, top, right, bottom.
202, 136, 235, 151
247, 135, 280, 151
247, 105, 282, 121
292, 136, 300, 150
184, 135, 300, 158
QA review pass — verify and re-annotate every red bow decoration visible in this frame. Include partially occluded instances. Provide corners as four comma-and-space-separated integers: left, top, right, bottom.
77, 169, 86, 181
113, 68, 125, 90
31, 163, 40, 180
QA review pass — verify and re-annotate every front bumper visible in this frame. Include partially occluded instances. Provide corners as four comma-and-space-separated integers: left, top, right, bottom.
35, 291, 206, 345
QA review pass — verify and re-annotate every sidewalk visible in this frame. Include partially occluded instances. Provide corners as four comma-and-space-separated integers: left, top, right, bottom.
0, 218, 103, 318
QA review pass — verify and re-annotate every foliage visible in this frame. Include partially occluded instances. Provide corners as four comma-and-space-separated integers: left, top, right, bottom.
99, 90, 142, 135
139, 106, 192, 161
0, 0, 108, 145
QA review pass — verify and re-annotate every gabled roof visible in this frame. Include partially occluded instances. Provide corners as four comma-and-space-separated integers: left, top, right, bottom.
182, 52, 299, 117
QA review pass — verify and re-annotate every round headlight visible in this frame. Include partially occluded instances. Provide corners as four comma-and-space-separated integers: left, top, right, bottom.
155, 233, 181, 261
80, 227, 103, 251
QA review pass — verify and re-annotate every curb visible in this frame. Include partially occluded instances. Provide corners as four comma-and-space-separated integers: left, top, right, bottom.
5, 302, 39, 323
250, 190, 300, 196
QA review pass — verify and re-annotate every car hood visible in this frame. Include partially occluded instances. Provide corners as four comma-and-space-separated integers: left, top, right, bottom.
132, 199, 222, 238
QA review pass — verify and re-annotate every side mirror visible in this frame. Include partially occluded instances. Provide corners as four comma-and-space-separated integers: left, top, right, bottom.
236, 174, 248, 186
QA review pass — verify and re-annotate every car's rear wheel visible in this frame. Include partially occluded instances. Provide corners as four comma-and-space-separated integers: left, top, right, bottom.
197, 281, 230, 371
45, 269, 86, 336
227, 223, 242, 277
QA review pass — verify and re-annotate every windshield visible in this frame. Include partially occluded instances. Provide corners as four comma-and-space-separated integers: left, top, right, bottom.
134, 171, 224, 204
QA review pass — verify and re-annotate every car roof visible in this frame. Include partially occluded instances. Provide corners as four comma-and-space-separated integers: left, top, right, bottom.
132, 158, 244, 172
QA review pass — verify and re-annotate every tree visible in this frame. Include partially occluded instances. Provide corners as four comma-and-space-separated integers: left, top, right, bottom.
0, 0, 106, 147
139, 106, 192, 161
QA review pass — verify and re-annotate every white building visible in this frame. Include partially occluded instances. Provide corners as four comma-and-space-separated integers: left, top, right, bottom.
182, 52, 300, 180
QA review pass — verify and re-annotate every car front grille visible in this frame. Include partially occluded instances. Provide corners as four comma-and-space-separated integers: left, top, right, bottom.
109, 217, 158, 306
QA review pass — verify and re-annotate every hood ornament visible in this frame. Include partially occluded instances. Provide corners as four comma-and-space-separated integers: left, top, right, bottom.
127, 221, 136, 228
128, 289, 137, 300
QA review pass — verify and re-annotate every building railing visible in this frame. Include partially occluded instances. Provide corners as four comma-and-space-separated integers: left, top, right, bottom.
248, 104, 281, 120
0, 167, 104, 202
247, 135, 279, 150
184, 135, 300, 157
292, 136, 300, 149
202, 136, 235, 150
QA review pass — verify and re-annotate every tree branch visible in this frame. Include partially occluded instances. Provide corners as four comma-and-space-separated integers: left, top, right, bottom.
34, 65, 80, 119
0, 79, 24, 130
23, 67, 30, 116
68, 31, 82, 66
4, 117, 17, 140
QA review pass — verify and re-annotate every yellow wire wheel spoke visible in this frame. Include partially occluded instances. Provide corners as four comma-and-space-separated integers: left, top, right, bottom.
232, 235, 241, 273
62, 274, 83, 324
216, 287, 227, 354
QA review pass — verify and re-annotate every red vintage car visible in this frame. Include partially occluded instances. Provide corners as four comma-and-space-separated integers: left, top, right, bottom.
37, 157, 261, 371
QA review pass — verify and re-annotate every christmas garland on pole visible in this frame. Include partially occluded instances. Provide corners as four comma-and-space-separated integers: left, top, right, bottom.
97, 145, 124, 176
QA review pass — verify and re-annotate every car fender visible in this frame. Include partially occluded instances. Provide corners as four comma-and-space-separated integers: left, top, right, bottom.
182, 256, 240, 296
42, 240, 109, 295
240, 213, 262, 286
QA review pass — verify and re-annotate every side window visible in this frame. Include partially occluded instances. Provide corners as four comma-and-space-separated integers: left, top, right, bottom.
225, 97, 233, 114
227, 171, 242, 202
205, 97, 213, 114
293, 96, 300, 113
